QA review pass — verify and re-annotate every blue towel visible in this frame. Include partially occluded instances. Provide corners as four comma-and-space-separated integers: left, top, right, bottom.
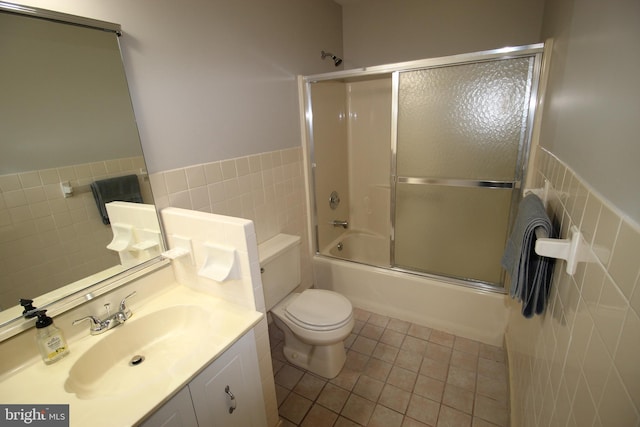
501, 194, 555, 318
90, 175, 143, 225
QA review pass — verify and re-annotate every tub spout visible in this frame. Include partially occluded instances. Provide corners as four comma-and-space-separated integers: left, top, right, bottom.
330, 220, 349, 229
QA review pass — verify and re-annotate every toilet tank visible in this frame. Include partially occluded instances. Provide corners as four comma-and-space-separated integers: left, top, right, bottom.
258, 234, 301, 311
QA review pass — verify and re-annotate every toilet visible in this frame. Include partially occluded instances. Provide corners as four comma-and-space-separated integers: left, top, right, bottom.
258, 234, 354, 379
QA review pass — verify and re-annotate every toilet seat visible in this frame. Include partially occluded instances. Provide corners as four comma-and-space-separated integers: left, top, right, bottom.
285, 289, 353, 332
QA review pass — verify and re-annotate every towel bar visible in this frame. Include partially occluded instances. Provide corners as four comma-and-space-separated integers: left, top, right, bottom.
534, 225, 591, 275
524, 180, 591, 275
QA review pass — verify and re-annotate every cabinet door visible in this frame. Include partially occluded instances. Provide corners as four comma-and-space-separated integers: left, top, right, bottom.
139, 387, 198, 427
189, 332, 266, 427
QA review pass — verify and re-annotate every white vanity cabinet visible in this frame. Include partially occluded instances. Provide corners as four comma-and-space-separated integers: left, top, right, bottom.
141, 330, 267, 427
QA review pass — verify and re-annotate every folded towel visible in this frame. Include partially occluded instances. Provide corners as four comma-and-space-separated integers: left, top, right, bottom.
90, 175, 143, 225
501, 194, 555, 318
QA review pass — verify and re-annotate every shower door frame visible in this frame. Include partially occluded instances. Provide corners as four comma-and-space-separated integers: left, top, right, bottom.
303, 43, 544, 293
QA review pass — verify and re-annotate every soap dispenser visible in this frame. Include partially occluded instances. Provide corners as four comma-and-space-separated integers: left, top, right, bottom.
34, 310, 69, 364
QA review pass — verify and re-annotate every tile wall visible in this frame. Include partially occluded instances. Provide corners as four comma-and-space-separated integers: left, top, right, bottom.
506, 146, 640, 426
150, 147, 312, 289
0, 157, 150, 309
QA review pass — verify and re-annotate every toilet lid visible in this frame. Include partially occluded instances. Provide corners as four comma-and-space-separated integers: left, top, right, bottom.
285, 289, 352, 331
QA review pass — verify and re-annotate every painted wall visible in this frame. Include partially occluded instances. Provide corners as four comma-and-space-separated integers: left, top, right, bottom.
10, 0, 343, 173
538, 0, 640, 224
338, 0, 545, 68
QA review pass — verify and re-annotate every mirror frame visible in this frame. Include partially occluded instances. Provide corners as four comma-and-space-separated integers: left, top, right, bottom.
0, 1, 168, 342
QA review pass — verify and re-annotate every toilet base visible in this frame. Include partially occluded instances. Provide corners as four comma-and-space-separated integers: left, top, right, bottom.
274, 317, 347, 379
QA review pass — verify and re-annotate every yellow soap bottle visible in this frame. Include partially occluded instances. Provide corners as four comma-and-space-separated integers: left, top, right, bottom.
34, 310, 70, 364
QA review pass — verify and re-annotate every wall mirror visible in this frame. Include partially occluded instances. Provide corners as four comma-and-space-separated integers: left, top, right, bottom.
0, 2, 165, 339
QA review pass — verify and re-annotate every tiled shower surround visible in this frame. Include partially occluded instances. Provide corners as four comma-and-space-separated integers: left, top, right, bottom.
506, 146, 640, 426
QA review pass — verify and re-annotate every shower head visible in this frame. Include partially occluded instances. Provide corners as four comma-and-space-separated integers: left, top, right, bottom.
321, 50, 343, 67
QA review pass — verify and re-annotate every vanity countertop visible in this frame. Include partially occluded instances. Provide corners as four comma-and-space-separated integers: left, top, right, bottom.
0, 285, 264, 427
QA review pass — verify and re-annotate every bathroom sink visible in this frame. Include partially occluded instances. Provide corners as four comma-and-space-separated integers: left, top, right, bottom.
65, 305, 217, 399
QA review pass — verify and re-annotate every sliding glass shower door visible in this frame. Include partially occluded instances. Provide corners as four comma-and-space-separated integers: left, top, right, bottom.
393, 57, 537, 285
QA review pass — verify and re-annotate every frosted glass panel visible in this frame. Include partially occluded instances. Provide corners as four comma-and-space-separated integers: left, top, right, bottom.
394, 184, 512, 284
397, 58, 533, 181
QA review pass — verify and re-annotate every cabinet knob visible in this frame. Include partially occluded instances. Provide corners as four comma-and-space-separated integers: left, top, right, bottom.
225, 385, 236, 414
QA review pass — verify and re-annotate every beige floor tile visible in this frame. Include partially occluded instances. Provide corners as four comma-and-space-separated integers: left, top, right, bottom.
274, 312, 511, 427
373, 341, 400, 363
361, 323, 385, 340
474, 395, 508, 427
345, 349, 370, 371
275, 383, 290, 407
344, 333, 357, 349
334, 416, 361, 427
425, 342, 453, 364
330, 367, 361, 391
479, 343, 506, 363
272, 357, 285, 374
317, 383, 350, 413
450, 349, 478, 373
478, 358, 507, 381
442, 383, 475, 414
387, 366, 418, 392
364, 358, 393, 382
275, 364, 305, 389
429, 330, 455, 347
420, 357, 449, 382
279, 392, 312, 425
353, 375, 385, 402
341, 393, 376, 425
472, 417, 501, 427
280, 418, 298, 427
406, 394, 440, 426
447, 365, 477, 392
369, 404, 404, 427
353, 320, 365, 334
367, 313, 391, 328
300, 404, 338, 427
414, 374, 445, 402
437, 405, 472, 427
351, 336, 378, 356
402, 417, 432, 427
453, 336, 481, 356
408, 323, 433, 340
379, 383, 412, 414
380, 328, 406, 347
395, 349, 424, 372
293, 372, 327, 401
476, 374, 508, 403
387, 318, 411, 334
353, 308, 372, 322
402, 336, 429, 354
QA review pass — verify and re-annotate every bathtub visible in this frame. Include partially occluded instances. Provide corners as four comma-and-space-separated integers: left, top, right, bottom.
323, 230, 391, 267
314, 235, 509, 346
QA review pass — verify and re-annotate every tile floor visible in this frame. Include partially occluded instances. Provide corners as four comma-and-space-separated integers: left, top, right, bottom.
270, 308, 509, 427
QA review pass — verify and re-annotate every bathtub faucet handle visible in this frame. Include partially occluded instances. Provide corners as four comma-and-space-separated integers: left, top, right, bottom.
330, 219, 349, 229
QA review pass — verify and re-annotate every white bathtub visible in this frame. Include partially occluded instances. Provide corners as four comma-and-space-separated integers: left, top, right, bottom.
313, 253, 509, 346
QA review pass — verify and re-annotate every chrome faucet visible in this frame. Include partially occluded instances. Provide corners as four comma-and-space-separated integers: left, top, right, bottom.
72, 291, 136, 335
330, 219, 349, 229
